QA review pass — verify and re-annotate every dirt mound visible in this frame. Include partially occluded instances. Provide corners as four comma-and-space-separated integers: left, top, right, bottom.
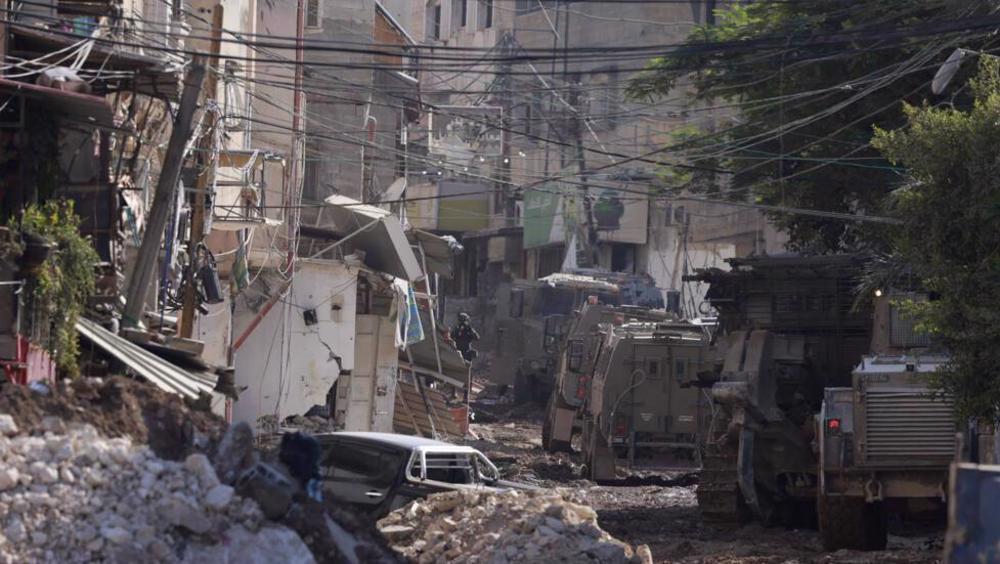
0, 376, 225, 460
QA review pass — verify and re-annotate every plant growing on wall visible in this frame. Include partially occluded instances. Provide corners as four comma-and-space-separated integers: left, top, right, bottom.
15, 200, 98, 375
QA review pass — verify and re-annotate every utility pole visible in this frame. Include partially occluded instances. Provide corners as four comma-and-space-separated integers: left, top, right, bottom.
498, 34, 513, 226
285, 0, 306, 268
122, 64, 206, 328
571, 82, 596, 268
179, 4, 224, 339
562, 5, 596, 268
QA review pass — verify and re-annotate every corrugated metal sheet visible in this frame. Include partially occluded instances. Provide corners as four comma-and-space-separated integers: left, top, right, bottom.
76, 318, 217, 399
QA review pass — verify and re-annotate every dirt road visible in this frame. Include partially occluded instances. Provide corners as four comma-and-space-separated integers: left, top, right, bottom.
464, 412, 942, 564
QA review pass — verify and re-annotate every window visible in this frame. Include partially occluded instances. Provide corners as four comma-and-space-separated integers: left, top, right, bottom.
409, 452, 475, 484
451, 0, 467, 31
509, 288, 524, 318
590, 66, 620, 129
222, 61, 245, 131
647, 359, 660, 378
320, 443, 401, 489
478, 0, 493, 29
568, 340, 585, 372
305, 0, 321, 28
428, 3, 442, 40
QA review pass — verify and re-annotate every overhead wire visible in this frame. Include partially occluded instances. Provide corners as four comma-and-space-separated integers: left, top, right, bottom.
23, 1, 983, 227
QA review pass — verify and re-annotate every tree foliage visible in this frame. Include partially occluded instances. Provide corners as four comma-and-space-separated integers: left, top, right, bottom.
628, 0, 992, 253
16, 201, 98, 375
871, 58, 1000, 419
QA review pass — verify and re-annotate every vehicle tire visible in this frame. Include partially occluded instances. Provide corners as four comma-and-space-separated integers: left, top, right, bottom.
818, 494, 887, 551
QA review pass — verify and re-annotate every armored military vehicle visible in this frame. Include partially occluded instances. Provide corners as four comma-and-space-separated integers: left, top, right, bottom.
490, 271, 663, 404
818, 292, 954, 550
579, 320, 712, 480
685, 255, 873, 525
542, 304, 670, 453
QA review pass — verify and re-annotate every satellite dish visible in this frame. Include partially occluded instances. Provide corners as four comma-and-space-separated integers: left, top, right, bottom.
932, 48, 968, 95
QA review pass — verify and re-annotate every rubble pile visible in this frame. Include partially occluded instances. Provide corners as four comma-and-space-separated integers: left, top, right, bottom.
0, 377, 226, 460
0, 379, 402, 564
0, 415, 313, 563
378, 489, 653, 564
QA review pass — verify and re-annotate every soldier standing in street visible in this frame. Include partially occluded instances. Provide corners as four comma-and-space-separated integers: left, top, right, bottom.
451, 312, 480, 363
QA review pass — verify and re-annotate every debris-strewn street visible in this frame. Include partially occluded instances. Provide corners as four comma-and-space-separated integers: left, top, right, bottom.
463, 411, 943, 564
3, 0, 999, 561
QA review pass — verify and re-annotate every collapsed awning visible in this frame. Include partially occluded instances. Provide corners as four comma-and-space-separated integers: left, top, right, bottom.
408, 229, 463, 279
76, 318, 217, 400
0, 77, 115, 128
323, 194, 423, 281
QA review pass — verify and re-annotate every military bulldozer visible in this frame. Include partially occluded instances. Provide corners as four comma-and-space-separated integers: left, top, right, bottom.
542, 304, 670, 453
686, 255, 873, 525
579, 320, 713, 481
817, 291, 955, 550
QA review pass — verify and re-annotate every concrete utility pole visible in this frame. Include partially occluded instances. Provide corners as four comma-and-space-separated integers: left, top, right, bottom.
285, 0, 306, 268
498, 34, 514, 226
179, 4, 224, 339
122, 63, 206, 328
561, 4, 597, 268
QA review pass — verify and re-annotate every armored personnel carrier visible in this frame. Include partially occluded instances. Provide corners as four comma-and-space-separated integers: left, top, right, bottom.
542, 304, 670, 453
578, 320, 712, 480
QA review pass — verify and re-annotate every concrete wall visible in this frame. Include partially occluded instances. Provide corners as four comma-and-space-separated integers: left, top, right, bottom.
231, 261, 359, 428
301, 0, 416, 208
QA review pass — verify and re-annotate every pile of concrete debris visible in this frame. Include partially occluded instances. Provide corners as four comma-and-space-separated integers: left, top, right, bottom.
0, 415, 312, 563
378, 489, 653, 564
0, 377, 401, 564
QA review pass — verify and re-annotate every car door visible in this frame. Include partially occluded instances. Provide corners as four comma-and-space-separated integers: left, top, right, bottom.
317, 439, 404, 515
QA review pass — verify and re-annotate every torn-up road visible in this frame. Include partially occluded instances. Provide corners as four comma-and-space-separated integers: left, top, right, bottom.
463, 413, 943, 564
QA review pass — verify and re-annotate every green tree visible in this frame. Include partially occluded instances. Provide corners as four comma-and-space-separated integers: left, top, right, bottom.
628, 0, 993, 253
871, 58, 1000, 419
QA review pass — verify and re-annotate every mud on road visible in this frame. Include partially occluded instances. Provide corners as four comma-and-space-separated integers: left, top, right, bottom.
464, 412, 943, 564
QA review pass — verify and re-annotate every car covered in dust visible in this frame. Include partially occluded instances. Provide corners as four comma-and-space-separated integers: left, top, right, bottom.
314, 432, 532, 518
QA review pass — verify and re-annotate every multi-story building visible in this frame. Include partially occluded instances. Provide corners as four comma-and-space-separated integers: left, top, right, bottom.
393, 1, 786, 381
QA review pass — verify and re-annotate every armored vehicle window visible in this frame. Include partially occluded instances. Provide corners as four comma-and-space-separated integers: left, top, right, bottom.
568, 340, 585, 371
540, 287, 576, 316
